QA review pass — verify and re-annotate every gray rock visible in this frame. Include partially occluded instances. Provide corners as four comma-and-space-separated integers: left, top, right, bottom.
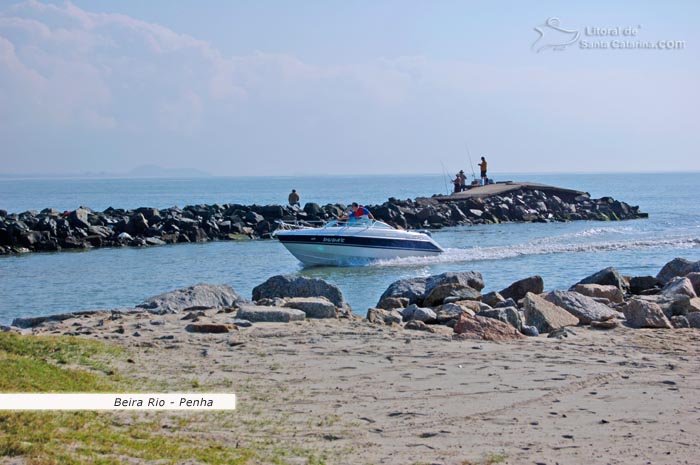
629, 276, 662, 295
670, 315, 690, 329
575, 266, 629, 292
68, 207, 91, 229
377, 276, 428, 305
499, 275, 544, 302
657, 258, 700, 284
252, 275, 349, 311
401, 304, 436, 322
137, 283, 241, 314
573, 284, 624, 304
544, 290, 620, 324
661, 277, 697, 299
282, 297, 337, 319
422, 283, 481, 307
522, 292, 580, 333
435, 302, 476, 318
479, 306, 523, 331
236, 304, 305, 323
494, 298, 517, 309
376, 296, 409, 310
411, 306, 437, 322
520, 325, 539, 337
481, 291, 505, 308
686, 312, 700, 329
366, 308, 403, 325
622, 299, 672, 329
378, 272, 484, 306
424, 272, 485, 293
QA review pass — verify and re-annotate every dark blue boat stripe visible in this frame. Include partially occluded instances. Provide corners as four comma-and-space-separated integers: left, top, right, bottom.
276, 235, 442, 252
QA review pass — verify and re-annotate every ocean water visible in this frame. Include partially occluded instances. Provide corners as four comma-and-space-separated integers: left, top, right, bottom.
1, 172, 699, 324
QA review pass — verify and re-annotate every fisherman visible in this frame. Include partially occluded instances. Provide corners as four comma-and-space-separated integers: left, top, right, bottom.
478, 157, 488, 184
453, 174, 462, 193
458, 170, 467, 191
288, 189, 300, 207
340, 202, 375, 222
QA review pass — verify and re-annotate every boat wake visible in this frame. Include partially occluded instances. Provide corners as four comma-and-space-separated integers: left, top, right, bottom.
372, 235, 700, 268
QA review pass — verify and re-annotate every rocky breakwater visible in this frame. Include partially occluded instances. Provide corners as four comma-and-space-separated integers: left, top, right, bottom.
0, 183, 646, 255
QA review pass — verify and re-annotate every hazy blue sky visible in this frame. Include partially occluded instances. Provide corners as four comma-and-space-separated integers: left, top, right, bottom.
1, 0, 698, 176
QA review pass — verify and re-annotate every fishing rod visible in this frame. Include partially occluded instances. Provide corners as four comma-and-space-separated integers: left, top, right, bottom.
439, 160, 450, 195
465, 142, 477, 181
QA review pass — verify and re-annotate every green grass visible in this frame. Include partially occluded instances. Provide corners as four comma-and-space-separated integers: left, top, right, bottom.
0, 332, 329, 465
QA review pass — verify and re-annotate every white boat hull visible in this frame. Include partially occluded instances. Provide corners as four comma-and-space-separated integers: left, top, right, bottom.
273, 220, 443, 266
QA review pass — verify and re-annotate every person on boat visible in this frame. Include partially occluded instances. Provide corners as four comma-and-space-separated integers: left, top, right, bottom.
288, 189, 300, 207
478, 157, 488, 184
340, 202, 375, 222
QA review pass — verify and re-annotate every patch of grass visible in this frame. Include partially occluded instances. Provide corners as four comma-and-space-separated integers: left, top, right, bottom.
0, 333, 326, 464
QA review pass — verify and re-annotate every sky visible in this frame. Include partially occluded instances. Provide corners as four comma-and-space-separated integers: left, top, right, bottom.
0, 0, 698, 176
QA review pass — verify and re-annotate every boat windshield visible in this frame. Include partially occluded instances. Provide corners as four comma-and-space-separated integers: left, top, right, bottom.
324, 218, 392, 229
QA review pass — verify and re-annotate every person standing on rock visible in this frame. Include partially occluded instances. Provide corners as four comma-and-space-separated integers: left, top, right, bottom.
453, 174, 462, 193
288, 189, 300, 207
478, 157, 488, 184
458, 170, 467, 191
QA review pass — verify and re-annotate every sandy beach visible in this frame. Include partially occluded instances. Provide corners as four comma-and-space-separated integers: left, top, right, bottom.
17, 307, 700, 465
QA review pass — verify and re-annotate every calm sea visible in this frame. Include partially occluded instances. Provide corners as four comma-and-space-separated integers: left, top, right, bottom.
1, 173, 699, 324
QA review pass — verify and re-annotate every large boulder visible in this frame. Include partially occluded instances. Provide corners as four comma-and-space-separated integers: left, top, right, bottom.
137, 283, 241, 314
499, 275, 544, 302
622, 299, 672, 329
453, 315, 526, 341
543, 290, 620, 324
425, 272, 485, 294
574, 266, 628, 292
656, 258, 700, 284
422, 283, 481, 307
282, 297, 337, 319
478, 307, 523, 332
629, 276, 662, 295
661, 277, 697, 299
522, 292, 580, 333
573, 284, 624, 304
252, 275, 349, 311
68, 207, 91, 229
236, 304, 305, 323
377, 277, 429, 305
378, 271, 484, 306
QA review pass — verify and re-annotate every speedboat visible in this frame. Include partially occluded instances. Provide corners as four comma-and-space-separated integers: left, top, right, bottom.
272, 218, 444, 266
